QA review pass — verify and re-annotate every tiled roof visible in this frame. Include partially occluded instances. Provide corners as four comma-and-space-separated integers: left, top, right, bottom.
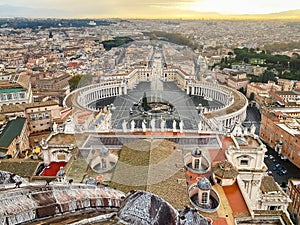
212, 161, 238, 179
260, 176, 281, 193
110, 138, 189, 209
0, 160, 40, 178
1, 100, 58, 113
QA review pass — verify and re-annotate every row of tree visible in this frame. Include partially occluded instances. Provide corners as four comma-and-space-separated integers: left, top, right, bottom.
144, 31, 198, 50
101, 37, 134, 51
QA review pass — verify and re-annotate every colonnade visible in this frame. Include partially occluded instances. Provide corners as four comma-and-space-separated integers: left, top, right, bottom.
187, 82, 247, 130
77, 81, 127, 111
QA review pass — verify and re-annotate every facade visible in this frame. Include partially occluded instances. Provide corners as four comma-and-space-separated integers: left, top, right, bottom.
227, 72, 250, 90
277, 78, 295, 91
260, 108, 300, 168
0, 74, 33, 108
246, 81, 281, 100
287, 179, 300, 225
25, 101, 61, 133
0, 101, 61, 133
227, 128, 291, 211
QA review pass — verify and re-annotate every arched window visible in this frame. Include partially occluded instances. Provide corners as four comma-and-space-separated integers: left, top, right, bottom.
194, 158, 200, 169
202, 192, 208, 204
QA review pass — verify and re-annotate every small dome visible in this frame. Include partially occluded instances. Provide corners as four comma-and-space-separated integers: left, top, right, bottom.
197, 177, 211, 190
99, 148, 109, 157
212, 161, 238, 179
192, 148, 202, 157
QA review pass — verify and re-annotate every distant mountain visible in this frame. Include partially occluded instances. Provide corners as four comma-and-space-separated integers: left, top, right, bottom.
223, 9, 300, 20
0, 4, 67, 18
266, 9, 300, 18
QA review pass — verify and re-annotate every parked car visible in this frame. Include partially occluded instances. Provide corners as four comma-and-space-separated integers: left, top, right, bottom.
280, 155, 287, 161
273, 163, 281, 171
266, 170, 273, 176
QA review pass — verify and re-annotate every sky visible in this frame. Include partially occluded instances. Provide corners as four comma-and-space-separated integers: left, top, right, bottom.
1, 0, 300, 19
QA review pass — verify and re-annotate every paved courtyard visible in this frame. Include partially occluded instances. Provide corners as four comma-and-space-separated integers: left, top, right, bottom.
93, 81, 224, 131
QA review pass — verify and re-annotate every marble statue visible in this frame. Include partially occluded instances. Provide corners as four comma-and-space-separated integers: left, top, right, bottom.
198, 120, 202, 133
142, 119, 147, 132
250, 124, 256, 135
53, 122, 58, 133
150, 118, 156, 132
130, 120, 135, 132
122, 120, 128, 132
179, 120, 184, 133
160, 119, 166, 132
172, 120, 177, 132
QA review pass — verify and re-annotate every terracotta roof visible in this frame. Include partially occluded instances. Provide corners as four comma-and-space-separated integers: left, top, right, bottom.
17, 74, 31, 90
260, 176, 281, 193
1, 100, 59, 114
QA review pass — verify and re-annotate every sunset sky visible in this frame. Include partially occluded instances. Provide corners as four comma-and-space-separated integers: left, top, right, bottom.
1, 0, 300, 19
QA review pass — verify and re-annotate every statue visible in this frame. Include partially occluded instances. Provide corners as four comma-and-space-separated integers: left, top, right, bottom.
172, 120, 177, 132
130, 120, 135, 132
122, 120, 127, 132
53, 122, 58, 133
150, 118, 156, 132
250, 124, 256, 135
142, 119, 147, 132
179, 120, 184, 133
243, 127, 249, 136
56, 166, 66, 183
64, 116, 75, 134
160, 118, 166, 132
198, 120, 202, 133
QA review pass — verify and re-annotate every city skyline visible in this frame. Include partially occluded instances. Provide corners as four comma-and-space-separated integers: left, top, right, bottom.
1, 0, 300, 19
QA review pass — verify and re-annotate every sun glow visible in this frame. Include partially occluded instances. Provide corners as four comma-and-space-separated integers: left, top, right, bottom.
183, 0, 300, 15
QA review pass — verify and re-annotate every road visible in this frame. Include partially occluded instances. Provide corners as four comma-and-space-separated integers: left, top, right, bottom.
264, 145, 300, 187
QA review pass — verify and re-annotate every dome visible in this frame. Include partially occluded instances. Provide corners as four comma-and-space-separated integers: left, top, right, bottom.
212, 161, 238, 179
197, 177, 211, 190
117, 190, 178, 225
192, 148, 202, 157
178, 206, 212, 225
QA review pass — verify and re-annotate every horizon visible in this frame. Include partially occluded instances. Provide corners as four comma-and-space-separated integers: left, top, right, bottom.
0, 0, 300, 20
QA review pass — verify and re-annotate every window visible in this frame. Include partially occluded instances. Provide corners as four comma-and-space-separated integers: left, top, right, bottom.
240, 160, 248, 166
194, 158, 200, 169
202, 192, 208, 204
31, 114, 35, 120
38, 113, 42, 119
45, 112, 49, 118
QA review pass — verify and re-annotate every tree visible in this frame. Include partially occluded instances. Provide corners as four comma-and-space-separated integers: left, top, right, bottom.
142, 92, 150, 111
68, 75, 83, 91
